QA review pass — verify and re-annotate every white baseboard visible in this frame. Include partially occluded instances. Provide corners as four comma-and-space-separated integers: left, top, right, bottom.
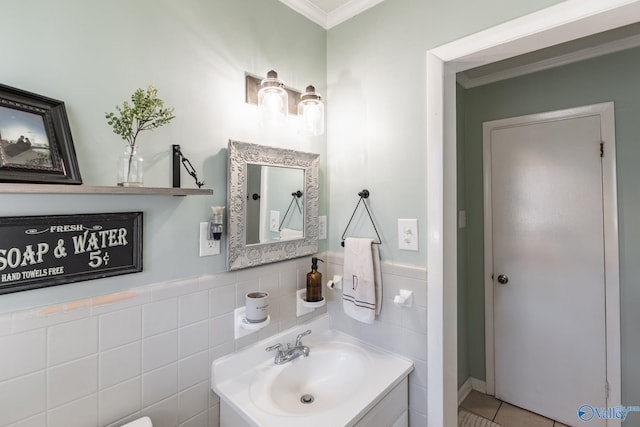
471, 378, 487, 394
458, 378, 473, 405
458, 377, 488, 405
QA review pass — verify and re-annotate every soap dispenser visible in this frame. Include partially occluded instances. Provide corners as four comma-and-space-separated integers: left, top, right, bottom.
306, 257, 324, 302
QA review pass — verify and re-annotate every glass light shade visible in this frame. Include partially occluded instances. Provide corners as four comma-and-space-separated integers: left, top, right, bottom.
258, 70, 288, 129
298, 85, 324, 136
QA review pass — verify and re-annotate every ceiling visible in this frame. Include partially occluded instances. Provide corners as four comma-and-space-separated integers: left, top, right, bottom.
278, 0, 383, 29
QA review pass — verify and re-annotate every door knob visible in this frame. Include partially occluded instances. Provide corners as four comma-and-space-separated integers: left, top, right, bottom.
497, 274, 509, 285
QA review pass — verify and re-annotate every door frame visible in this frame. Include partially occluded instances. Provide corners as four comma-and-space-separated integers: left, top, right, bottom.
426, 2, 640, 425
482, 103, 621, 412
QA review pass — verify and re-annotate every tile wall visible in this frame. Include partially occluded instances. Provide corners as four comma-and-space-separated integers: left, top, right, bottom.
325, 253, 428, 427
0, 253, 428, 427
0, 257, 324, 427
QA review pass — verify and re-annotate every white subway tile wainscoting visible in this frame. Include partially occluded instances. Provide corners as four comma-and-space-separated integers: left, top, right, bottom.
0, 254, 427, 427
0, 257, 325, 427
325, 252, 428, 426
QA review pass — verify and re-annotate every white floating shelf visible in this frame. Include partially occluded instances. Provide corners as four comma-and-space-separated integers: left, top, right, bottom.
234, 306, 270, 339
296, 289, 325, 317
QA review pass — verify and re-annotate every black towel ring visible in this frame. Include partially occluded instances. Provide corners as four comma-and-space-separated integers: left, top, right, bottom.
340, 189, 382, 247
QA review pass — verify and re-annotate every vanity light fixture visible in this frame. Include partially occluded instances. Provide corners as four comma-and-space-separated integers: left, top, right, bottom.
258, 70, 288, 129
246, 72, 324, 134
298, 85, 324, 136
246, 72, 299, 115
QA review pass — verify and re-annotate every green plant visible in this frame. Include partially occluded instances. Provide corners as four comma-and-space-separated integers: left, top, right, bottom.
105, 85, 175, 147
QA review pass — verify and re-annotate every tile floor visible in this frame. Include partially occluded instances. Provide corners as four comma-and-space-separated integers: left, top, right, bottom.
460, 390, 571, 427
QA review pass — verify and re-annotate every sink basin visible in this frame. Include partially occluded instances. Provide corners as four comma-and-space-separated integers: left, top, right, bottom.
249, 341, 371, 415
211, 315, 413, 427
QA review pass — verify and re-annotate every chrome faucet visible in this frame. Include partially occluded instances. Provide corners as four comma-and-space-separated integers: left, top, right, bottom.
265, 330, 312, 365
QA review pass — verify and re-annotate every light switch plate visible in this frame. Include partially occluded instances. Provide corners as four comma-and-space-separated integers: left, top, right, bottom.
199, 222, 220, 256
319, 215, 327, 240
458, 210, 467, 229
398, 219, 418, 251
269, 210, 280, 232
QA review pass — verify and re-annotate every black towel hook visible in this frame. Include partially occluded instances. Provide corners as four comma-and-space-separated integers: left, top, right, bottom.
340, 189, 382, 247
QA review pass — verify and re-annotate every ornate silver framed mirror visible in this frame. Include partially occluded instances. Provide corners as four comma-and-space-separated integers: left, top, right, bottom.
227, 140, 319, 270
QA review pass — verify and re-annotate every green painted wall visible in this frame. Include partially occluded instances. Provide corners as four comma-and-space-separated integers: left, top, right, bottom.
264, 166, 305, 241
0, 0, 327, 312
326, 0, 563, 265
0, 0, 575, 397
460, 46, 640, 409
325, 0, 565, 394
457, 83, 469, 387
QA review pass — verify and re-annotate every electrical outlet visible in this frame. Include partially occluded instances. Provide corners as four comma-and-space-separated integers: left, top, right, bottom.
319, 215, 327, 240
270, 210, 280, 232
199, 222, 220, 256
398, 218, 419, 251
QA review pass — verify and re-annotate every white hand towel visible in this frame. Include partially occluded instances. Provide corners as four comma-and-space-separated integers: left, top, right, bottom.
279, 228, 303, 240
342, 237, 382, 324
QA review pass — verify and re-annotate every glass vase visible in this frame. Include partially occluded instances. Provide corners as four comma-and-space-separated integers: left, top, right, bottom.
117, 145, 143, 187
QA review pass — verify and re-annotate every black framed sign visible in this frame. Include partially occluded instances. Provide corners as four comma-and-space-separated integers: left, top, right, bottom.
0, 83, 82, 184
0, 212, 142, 294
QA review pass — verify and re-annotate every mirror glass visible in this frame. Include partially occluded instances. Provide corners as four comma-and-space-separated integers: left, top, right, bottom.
246, 164, 305, 245
227, 140, 319, 270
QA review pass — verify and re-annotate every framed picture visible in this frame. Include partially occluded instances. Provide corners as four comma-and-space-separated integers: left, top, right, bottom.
0, 83, 82, 184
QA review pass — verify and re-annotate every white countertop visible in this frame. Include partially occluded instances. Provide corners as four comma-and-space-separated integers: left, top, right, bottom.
211, 315, 414, 427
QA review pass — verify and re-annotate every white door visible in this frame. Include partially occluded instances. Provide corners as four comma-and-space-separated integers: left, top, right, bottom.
483, 104, 619, 426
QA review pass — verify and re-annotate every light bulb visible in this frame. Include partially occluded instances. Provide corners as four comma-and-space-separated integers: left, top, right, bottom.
262, 91, 284, 111
298, 85, 324, 136
258, 70, 288, 129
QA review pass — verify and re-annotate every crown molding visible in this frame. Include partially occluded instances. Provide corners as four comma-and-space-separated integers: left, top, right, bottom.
279, 0, 384, 29
457, 30, 640, 88
326, 0, 385, 29
279, 0, 328, 28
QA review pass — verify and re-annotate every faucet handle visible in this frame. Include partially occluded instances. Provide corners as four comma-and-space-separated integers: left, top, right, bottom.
265, 343, 283, 353
295, 330, 312, 346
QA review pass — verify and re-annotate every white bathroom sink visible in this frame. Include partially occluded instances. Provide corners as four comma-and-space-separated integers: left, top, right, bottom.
211, 315, 413, 427
249, 341, 371, 415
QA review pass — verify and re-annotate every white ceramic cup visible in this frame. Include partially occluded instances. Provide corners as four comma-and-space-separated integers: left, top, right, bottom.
245, 291, 269, 323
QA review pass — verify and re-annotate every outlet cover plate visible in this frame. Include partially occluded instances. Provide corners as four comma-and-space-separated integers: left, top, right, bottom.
199, 222, 220, 256
398, 218, 418, 251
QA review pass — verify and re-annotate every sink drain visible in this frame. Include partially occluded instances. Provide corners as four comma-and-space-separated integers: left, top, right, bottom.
300, 394, 315, 404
